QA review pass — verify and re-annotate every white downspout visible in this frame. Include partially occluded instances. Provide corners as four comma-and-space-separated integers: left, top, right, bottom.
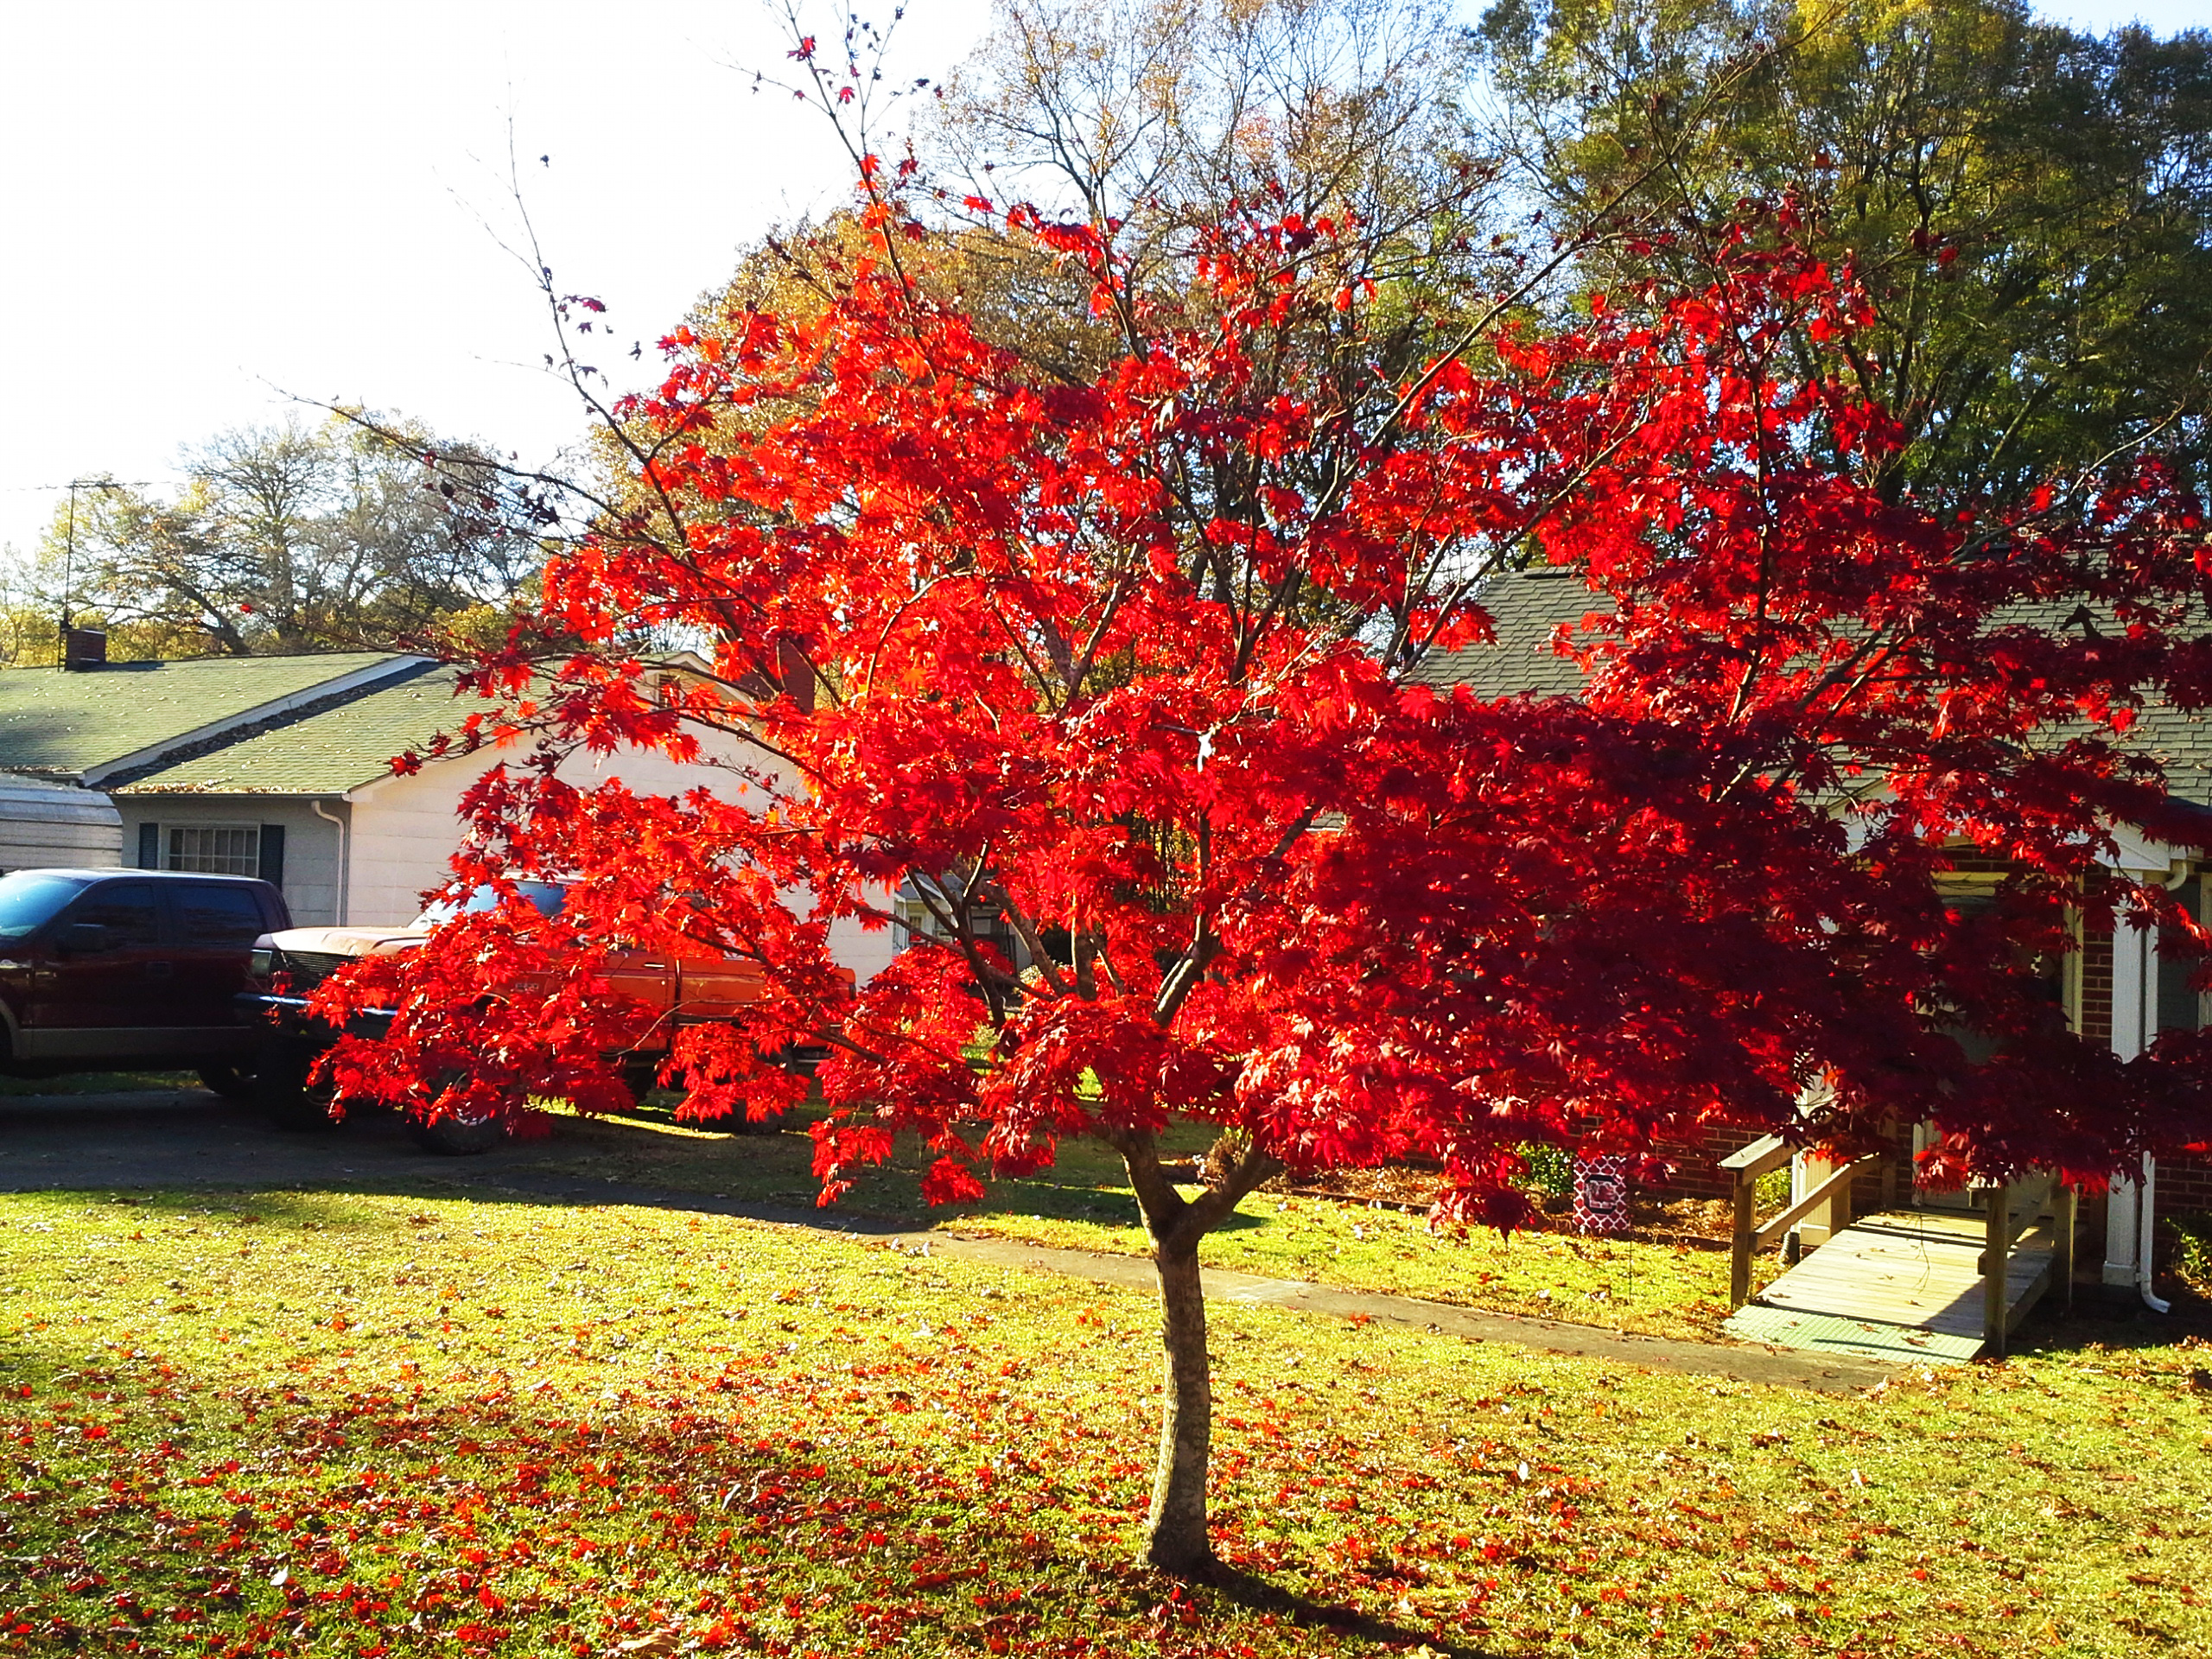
311, 798, 347, 926
2139, 863, 2190, 1313
2105, 902, 2172, 1313
2135, 1156, 2172, 1314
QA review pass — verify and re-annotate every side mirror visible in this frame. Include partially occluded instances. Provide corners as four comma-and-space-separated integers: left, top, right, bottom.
55, 922, 111, 957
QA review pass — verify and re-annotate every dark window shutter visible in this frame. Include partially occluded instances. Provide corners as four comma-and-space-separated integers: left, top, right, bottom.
137, 822, 159, 870
257, 824, 285, 891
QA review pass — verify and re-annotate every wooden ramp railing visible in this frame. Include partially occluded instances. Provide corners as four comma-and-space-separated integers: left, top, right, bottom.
1721, 1135, 1882, 1310
1978, 1179, 2075, 1356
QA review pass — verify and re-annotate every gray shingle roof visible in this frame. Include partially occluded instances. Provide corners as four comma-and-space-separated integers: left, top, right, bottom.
112, 662, 470, 797
1408, 569, 1610, 700
0, 652, 413, 779
1418, 569, 2212, 808
2122, 704, 2212, 808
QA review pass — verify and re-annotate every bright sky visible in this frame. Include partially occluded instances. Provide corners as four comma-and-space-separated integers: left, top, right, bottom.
0, 0, 991, 560
0, 0, 2200, 561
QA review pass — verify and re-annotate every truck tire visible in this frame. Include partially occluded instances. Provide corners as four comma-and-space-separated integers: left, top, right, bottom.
255, 1042, 336, 1131
197, 1060, 256, 1102
405, 1073, 509, 1155
620, 1057, 662, 1105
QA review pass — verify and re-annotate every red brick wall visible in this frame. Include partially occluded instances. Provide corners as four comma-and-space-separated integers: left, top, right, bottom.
1646, 1120, 1914, 1205
1643, 1128, 2212, 1212
1649, 1123, 1770, 1200
2081, 921, 2112, 1049
2163, 1155, 2212, 1215
2072, 898, 2209, 1217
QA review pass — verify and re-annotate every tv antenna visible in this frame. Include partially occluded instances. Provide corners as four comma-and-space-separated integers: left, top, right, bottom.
55, 475, 147, 645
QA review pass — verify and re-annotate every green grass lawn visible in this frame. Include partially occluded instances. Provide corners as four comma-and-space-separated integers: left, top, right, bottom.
486, 1101, 1771, 1342
3, 1188, 2209, 1658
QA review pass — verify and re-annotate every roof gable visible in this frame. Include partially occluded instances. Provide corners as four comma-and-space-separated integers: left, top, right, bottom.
111, 661, 470, 798
1415, 569, 2212, 809
103, 652, 732, 801
0, 652, 423, 782
1408, 569, 1608, 701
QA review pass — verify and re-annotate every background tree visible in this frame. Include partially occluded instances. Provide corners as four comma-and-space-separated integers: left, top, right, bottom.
921, 0, 1499, 337
1474, 0, 2212, 509
16, 413, 537, 659
0, 540, 194, 665
671, 0, 1506, 413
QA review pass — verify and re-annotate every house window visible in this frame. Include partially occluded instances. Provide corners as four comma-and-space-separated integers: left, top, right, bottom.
890, 885, 1027, 966
167, 823, 260, 877
892, 887, 936, 950
2157, 873, 2205, 1034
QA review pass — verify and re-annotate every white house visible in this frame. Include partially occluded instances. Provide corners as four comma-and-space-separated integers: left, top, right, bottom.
1421, 568, 2212, 1319
0, 643, 895, 982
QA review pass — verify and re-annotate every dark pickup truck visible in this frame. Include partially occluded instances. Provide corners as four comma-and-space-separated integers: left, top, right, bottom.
0, 868, 290, 1093
241, 881, 802, 1151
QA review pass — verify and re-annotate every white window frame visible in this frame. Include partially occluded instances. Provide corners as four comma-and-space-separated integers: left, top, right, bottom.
892, 885, 937, 951
165, 822, 261, 878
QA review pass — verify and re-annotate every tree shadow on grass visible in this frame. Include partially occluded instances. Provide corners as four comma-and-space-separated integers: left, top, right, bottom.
1196, 1560, 1497, 1658
0, 1087, 1274, 1245
0, 1313, 1500, 1659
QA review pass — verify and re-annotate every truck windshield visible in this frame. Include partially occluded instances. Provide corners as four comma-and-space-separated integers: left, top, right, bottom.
0, 873, 90, 941
411, 881, 568, 928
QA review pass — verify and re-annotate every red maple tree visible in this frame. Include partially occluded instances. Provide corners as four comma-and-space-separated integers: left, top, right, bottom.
316, 175, 2212, 1570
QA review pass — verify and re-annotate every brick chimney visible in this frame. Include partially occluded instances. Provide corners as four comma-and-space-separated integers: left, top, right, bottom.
61, 628, 108, 671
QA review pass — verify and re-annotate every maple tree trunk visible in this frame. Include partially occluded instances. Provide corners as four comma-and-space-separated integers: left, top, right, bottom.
1120, 1128, 1277, 1577
1144, 1236, 1215, 1575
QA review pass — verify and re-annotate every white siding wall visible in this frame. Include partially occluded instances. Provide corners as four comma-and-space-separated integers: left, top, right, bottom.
0, 777, 123, 872
341, 753, 502, 925
113, 797, 346, 925
828, 906, 899, 986
344, 737, 899, 982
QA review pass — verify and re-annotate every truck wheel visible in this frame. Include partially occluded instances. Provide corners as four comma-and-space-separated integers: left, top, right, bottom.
256, 1043, 336, 1131
405, 1073, 509, 1155
197, 1061, 256, 1102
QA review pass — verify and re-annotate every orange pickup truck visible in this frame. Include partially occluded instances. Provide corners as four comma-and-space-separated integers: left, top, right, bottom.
239, 881, 796, 1152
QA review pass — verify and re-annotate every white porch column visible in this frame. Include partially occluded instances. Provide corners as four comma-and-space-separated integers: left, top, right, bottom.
1791, 1153, 1843, 1249
2104, 914, 2160, 1292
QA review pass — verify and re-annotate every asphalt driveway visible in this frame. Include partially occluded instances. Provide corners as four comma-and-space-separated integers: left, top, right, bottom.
0, 1084, 576, 1192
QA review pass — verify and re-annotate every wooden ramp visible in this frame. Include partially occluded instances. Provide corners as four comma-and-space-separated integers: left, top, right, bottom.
1724, 1208, 2058, 1365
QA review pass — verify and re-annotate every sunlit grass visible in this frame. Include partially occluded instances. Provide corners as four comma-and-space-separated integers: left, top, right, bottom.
499, 1101, 1772, 1340
3, 1189, 2209, 1657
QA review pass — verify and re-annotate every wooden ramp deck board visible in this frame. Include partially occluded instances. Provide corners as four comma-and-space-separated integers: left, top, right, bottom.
1723, 1208, 2056, 1365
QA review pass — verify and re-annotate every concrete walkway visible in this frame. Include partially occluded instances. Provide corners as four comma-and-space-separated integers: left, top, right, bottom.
465, 1169, 1902, 1395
